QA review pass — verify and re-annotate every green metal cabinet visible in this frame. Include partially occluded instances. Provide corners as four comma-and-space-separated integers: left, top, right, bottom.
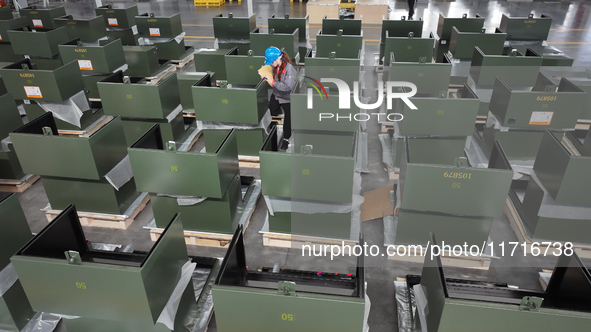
433, 13, 485, 62
534, 68, 591, 119
1, 59, 83, 102
0, 94, 25, 179
412, 238, 591, 332
11, 206, 189, 326
0, 193, 32, 270
7, 26, 69, 57
473, 123, 545, 164
121, 111, 188, 147
128, 126, 239, 199
268, 14, 310, 62
511, 44, 575, 66
150, 173, 242, 232
122, 46, 160, 77
98, 71, 180, 119
107, 28, 139, 46
0, 17, 29, 43
291, 82, 359, 133
213, 13, 256, 40
500, 13, 552, 41
316, 31, 363, 59
194, 48, 237, 81
203, 127, 267, 157
95, 5, 138, 29
0, 43, 23, 63
10, 114, 127, 180
18, 6, 66, 30
322, 16, 362, 35
260, 127, 356, 203
192, 79, 268, 125
449, 27, 506, 59
59, 39, 126, 73
303, 54, 360, 92
250, 30, 299, 61
489, 77, 585, 129
148, 39, 192, 61
225, 52, 265, 85
54, 16, 107, 42
177, 72, 214, 111
136, 13, 182, 39
379, 18, 424, 64
213, 227, 366, 332
383, 33, 434, 65
534, 131, 591, 205
388, 61, 452, 97
469, 47, 543, 87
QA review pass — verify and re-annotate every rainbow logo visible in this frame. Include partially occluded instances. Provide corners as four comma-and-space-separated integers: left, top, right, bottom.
304, 76, 329, 100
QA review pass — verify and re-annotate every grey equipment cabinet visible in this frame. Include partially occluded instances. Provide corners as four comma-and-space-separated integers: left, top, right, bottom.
0, 193, 35, 332
11, 205, 211, 332
213, 226, 367, 332
396, 140, 513, 246
405, 233, 591, 332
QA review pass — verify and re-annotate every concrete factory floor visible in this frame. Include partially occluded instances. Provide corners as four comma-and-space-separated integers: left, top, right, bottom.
12, 0, 591, 331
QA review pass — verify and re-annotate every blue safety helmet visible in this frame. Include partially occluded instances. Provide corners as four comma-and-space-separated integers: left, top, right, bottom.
264, 46, 282, 65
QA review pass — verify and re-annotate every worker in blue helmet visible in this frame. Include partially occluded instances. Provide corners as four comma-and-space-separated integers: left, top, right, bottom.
260, 46, 296, 150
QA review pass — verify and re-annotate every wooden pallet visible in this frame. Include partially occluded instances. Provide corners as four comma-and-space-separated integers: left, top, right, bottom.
45, 193, 150, 230
239, 155, 260, 168
262, 232, 357, 249
504, 197, 591, 259
149, 189, 259, 247
0, 175, 40, 193
145, 65, 177, 84
271, 115, 284, 125
381, 122, 393, 133
58, 116, 114, 138
194, 0, 225, 6
171, 54, 195, 68
387, 244, 492, 270
290, 0, 308, 2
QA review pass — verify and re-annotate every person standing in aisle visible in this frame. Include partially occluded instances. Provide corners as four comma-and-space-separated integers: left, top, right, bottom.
260, 46, 296, 151
408, 0, 416, 19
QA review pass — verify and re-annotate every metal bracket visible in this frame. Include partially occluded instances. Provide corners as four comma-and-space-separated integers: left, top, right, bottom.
247, 50, 254, 57
149, 13, 155, 18
166, 141, 177, 152
408, 32, 414, 38
337, 29, 343, 37
278, 281, 296, 296
123, 76, 131, 84
529, 13, 534, 19
219, 81, 228, 89
462, 13, 468, 18
481, 28, 486, 33
301, 145, 313, 155
269, 28, 274, 34
419, 57, 427, 64
520, 296, 543, 312
329, 51, 336, 59
65, 251, 82, 265
545, 85, 557, 92
42, 127, 53, 136
229, 13, 233, 18
454, 157, 468, 167
401, 16, 406, 21
77, 40, 84, 47
285, 14, 290, 19
21, 62, 30, 70
510, 49, 518, 57
439, 91, 447, 99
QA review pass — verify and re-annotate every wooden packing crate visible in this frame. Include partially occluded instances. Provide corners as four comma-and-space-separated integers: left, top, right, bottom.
0, 175, 40, 193
58, 116, 114, 137
45, 193, 150, 230
171, 53, 195, 69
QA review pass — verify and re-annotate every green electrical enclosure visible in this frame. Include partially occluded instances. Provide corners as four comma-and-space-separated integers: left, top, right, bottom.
194, 47, 238, 81
0, 59, 84, 102
379, 18, 424, 64
213, 226, 366, 332
53, 15, 107, 41
213, 13, 256, 40
0, 16, 29, 43
473, 122, 545, 164
95, 5, 138, 29
98, 71, 180, 119
192, 78, 268, 125
10, 114, 127, 181
0, 43, 23, 63
268, 14, 310, 62
18, 6, 66, 30
177, 72, 214, 110
290, 82, 359, 133
500, 13, 552, 41
322, 16, 362, 35
7, 26, 69, 57
267, 211, 353, 239
409, 236, 591, 332
388, 60, 452, 96
11, 206, 191, 328
316, 30, 363, 59
383, 32, 434, 65
22, 102, 105, 132
433, 13, 485, 62
122, 46, 160, 77
0, 93, 25, 180
449, 27, 506, 59
260, 127, 356, 203
129, 126, 239, 199
489, 77, 586, 129
59, 39, 126, 73
224, 51, 266, 85
0, 6, 12, 20
120, 110, 188, 147
469, 47, 543, 87
249, 29, 299, 61
0, 193, 34, 332
534, 67, 591, 119
136, 13, 183, 39
303, 54, 360, 92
